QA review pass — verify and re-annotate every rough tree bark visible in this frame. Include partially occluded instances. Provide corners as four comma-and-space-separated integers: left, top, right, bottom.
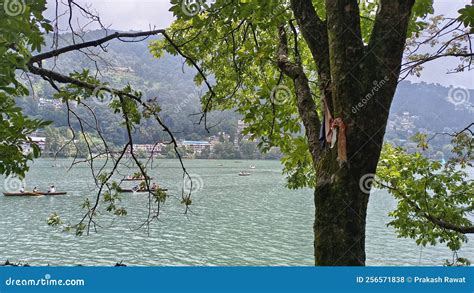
280, 0, 416, 265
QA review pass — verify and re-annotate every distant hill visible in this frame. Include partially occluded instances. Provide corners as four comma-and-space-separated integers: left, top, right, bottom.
386, 81, 473, 157
17, 31, 473, 156
391, 81, 472, 131
19, 30, 239, 145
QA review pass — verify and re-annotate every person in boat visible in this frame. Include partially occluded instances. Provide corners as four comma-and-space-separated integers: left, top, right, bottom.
48, 185, 56, 193
32, 186, 38, 193
151, 182, 157, 191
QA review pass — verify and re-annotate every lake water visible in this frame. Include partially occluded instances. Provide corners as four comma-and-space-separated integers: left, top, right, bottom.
0, 159, 472, 266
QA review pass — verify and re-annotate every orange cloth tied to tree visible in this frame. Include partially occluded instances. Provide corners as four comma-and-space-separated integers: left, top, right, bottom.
330, 118, 347, 163
322, 96, 347, 163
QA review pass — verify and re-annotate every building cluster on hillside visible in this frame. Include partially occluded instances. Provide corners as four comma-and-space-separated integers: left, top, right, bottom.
386, 112, 419, 135
105, 66, 135, 73
38, 97, 62, 109
37, 97, 79, 109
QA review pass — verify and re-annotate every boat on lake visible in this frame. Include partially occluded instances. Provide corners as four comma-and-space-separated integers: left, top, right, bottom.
3, 191, 67, 196
250, 165, 256, 169
123, 176, 153, 181
38, 192, 67, 195
3, 192, 41, 196
118, 188, 168, 193
239, 171, 251, 176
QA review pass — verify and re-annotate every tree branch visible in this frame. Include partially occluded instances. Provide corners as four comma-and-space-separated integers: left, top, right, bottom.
289, 0, 330, 79
290, 0, 333, 113
30, 30, 165, 63
369, 0, 416, 84
277, 25, 322, 161
379, 182, 474, 234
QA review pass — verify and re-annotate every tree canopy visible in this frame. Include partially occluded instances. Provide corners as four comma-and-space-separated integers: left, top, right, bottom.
0, 0, 473, 265
0, 0, 51, 176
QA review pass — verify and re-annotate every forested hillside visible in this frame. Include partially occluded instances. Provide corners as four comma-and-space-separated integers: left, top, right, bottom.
16, 30, 239, 146
16, 31, 473, 158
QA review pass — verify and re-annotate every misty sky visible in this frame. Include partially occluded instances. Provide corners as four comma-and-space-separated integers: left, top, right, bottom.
45, 0, 473, 88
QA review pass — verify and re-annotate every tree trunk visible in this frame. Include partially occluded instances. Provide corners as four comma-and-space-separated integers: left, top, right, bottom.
286, 0, 415, 265
314, 172, 370, 266
313, 133, 384, 265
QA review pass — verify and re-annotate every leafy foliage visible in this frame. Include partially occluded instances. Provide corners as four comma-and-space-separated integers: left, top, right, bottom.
377, 132, 473, 254
0, 0, 52, 176
458, 4, 474, 33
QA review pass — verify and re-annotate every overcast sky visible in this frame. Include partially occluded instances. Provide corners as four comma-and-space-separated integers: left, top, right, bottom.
45, 0, 473, 88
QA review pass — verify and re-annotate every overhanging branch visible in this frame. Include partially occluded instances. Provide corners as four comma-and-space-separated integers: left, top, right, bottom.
277, 25, 322, 161
379, 182, 474, 234
30, 30, 166, 63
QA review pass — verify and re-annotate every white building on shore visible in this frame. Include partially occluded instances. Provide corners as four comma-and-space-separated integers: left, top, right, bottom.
21, 136, 46, 155
182, 140, 212, 154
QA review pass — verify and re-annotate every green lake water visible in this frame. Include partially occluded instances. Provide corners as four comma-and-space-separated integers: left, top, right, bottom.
0, 159, 472, 266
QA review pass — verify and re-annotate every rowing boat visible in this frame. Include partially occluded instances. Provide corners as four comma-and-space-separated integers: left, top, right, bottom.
118, 188, 168, 193
3, 192, 42, 196
37, 192, 67, 195
3, 191, 67, 196
122, 177, 154, 181
239, 171, 251, 176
